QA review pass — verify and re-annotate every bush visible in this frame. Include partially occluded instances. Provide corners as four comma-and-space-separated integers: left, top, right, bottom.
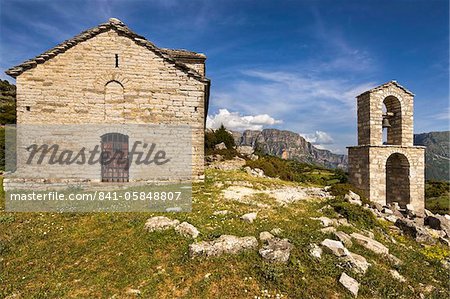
425, 181, 449, 198
328, 198, 378, 229
205, 124, 237, 159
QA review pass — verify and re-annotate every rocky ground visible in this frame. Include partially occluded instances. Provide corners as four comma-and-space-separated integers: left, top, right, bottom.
0, 159, 449, 298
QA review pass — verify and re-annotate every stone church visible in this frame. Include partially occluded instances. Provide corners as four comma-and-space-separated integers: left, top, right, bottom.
5, 18, 210, 187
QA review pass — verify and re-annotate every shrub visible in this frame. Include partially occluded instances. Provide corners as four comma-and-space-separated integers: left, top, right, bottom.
205, 125, 237, 158
327, 198, 378, 229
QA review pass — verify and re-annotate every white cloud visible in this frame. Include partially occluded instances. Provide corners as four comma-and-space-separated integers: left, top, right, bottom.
303, 131, 334, 145
206, 109, 282, 131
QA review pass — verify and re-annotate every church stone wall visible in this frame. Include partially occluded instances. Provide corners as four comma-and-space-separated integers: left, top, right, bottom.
13, 29, 207, 181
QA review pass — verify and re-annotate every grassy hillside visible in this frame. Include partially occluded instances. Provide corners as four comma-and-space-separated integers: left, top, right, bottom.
1, 170, 449, 298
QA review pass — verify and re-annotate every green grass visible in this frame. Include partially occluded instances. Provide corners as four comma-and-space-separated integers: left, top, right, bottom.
425, 181, 449, 215
0, 171, 449, 298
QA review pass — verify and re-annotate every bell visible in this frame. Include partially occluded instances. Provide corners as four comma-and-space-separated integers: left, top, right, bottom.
382, 117, 391, 128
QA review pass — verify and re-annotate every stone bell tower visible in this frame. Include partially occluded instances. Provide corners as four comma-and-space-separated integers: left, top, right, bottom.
348, 81, 425, 214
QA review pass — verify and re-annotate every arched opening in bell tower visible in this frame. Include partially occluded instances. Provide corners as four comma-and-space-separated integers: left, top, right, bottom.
382, 96, 402, 145
386, 153, 410, 207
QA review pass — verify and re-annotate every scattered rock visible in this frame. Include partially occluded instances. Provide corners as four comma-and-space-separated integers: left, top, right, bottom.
311, 216, 335, 227
270, 228, 283, 236
395, 218, 436, 244
309, 244, 322, 259
405, 204, 416, 218
387, 254, 403, 266
210, 157, 246, 171
384, 215, 398, 223
318, 204, 333, 213
244, 166, 265, 177
320, 227, 337, 233
371, 202, 384, 213
345, 191, 362, 206
189, 235, 258, 257
259, 237, 294, 264
237, 145, 254, 156
259, 231, 275, 242
241, 212, 258, 223
334, 231, 353, 247
175, 222, 199, 239
320, 239, 350, 257
424, 209, 434, 218
389, 202, 401, 211
248, 154, 259, 161
144, 216, 180, 232
390, 269, 406, 282
382, 208, 393, 215
126, 288, 141, 296
213, 210, 230, 216
214, 142, 227, 150
425, 214, 450, 237
339, 272, 359, 297
350, 233, 389, 255
343, 252, 370, 274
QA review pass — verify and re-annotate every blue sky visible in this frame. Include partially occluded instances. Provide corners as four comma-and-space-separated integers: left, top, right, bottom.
1, 0, 448, 153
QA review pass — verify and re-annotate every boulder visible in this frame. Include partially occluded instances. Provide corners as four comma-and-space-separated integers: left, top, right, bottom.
236, 145, 254, 156
339, 272, 359, 297
259, 231, 275, 242
425, 214, 450, 237
175, 222, 199, 239
210, 156, 246, 171
213, 210, 230, 216
384, 215, 398, 223
311, 216, 335, 227
389, 202, 401, 211
424, 209, 434, 218
144, 216, 180, 232
405, 204, 416, 218
371, 202, 384, 213
382, 208, 393, 215
244, 166, 265, 178
214, 142, 227, 150
241, 212, 258, 223
345, 191, 362, 206
390, 269, 406, 283
270, 228, 283, 236
309, 244, 322, 259
395, 218, 436, 244
189, 235, 258, 257
320, 239, 350, 257
342, 252, 370, 274
387, 254, 403, 266
350, 233, 389, 255
259, 237, 294, 264
334, 231, 353, 247
321, 227, 337, 234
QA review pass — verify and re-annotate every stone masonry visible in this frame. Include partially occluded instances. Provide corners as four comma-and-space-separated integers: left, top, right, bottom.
348, 81, 425, 213
5, 18, 210, 188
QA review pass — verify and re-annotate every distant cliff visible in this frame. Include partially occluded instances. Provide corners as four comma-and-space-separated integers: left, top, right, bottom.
414, 131, 450, 181
232, 129, 348, 169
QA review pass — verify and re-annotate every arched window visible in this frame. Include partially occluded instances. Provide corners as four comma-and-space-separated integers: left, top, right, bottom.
104, 80, 124, 120
382, 96, 402, 145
